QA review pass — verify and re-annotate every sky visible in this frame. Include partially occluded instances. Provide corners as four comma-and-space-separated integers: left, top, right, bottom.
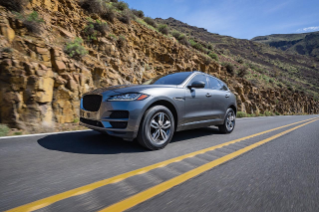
124, 0, 319, 40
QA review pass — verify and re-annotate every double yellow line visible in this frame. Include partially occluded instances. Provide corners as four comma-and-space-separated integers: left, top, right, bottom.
7, 117, 318, 212
101, 117, 318, 212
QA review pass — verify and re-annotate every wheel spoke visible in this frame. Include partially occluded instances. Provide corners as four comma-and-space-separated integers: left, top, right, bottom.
158, 113, 165, 125
160, 129, 168, 140
152, 130, 160, 141
162, 121, 171, 129
151, 120, 159, 129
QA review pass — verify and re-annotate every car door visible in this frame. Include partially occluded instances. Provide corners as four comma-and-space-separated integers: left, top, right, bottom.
207, 77, 230, 120
182, 74, 214, 125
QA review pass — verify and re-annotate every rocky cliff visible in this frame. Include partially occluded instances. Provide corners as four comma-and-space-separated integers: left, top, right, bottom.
0, 0, 318, 132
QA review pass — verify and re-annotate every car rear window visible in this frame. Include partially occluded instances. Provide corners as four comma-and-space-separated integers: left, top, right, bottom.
143, 72, 193, 85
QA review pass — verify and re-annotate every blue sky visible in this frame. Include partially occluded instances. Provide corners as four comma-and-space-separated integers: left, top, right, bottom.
124, 0, 319, 39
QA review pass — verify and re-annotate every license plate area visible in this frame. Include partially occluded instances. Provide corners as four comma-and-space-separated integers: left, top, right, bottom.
80, 110, 98, 120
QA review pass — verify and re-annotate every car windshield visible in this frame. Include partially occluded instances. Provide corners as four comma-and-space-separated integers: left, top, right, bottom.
143, 72, 192, 85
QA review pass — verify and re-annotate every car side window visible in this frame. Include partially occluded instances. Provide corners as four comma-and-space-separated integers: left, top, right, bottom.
208, 77, 222, 90
218, 80, 228, 91
188, 74, 208, 88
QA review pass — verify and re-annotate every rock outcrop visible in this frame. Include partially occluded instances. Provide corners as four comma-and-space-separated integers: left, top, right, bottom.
0, 0, 318, 132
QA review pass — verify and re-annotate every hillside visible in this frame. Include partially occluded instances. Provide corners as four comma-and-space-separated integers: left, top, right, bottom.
0, 0, 318, 133
155, 18, 319, 96
252, 31, 319, 58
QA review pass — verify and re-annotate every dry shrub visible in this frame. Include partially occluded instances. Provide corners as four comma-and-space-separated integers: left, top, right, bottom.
84, 19, 109, 40
117, 35, 127, 48
143, 17, 157, 28
102, 7, 116, 22
15, 11, 44, 34
0, 0, 28, 12
158, 24, 169, 35
223, 62, 235, 76
237, 67, 248, 77
131, 9, 144, 18
118, 10, 134, 24
79, 0, 109, 14
113, 1, 128, 11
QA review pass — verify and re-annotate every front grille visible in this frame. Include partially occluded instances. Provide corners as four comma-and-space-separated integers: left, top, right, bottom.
83, 95, 102, 112
110, 111, 129, 119
110, 122, 127, 129
80, 118, 104, 128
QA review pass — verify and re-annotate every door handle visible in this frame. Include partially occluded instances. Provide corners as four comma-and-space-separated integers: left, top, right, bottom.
225, 94, 230, 98
206, 93, 212, 97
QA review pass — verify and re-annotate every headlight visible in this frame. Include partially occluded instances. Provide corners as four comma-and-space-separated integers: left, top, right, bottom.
108, 93, 149, 101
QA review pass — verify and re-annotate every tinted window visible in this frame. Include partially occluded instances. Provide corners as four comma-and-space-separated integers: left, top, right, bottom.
143, 72, 192, 85
208, 77, 222, 90
188, 74, 208, 88
218, 80, 228, 91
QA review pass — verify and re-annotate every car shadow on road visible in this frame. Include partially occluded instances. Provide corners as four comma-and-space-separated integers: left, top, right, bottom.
37, 127, 221, 154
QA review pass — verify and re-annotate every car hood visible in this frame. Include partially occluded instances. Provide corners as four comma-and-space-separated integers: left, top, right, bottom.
85, 84, 177, 95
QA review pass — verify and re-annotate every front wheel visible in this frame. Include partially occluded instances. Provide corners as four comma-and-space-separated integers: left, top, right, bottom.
219, 108, 236, 134
137, 105, 175, 150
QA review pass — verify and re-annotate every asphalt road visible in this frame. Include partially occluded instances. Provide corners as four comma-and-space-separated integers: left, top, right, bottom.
0, 115, 318, 212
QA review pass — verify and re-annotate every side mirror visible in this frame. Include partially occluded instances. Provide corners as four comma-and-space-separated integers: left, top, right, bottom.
188, 81, 206, 89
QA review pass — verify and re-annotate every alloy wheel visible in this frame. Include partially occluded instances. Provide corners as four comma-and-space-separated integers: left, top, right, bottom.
226, 111, 235, 131
149, 112, 172, 145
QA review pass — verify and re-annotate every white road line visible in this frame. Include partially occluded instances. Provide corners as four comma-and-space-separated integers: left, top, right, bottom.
0, 130, 92, 140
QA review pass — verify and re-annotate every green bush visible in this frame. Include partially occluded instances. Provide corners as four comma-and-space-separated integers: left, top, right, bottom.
236, 111, 247, 118
109, 34, 117, 41
143, 17, 157, 28
275, 111, 280, 116
0, 124, 9, 137
158, 24, 169, 35
0, 0, 28, 12
131, 9, 144, 18
14, 131, 23, 135
264, 111, 272, 116
189, 39, 203, 51
84, 19, 109, 40
113, 1, 128, 11
171, 30, 181, 39
208, 52, 218, 61
15, 11, 44, 34
65, 38, 88, 59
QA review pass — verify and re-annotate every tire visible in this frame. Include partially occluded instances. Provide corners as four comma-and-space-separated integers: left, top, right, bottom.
219, 108, 236, 134
137, 105, 175, 150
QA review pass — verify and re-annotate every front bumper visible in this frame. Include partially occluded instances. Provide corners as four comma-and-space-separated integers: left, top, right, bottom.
79, 98, 152, 140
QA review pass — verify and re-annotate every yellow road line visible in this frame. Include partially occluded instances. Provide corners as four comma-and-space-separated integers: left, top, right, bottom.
6, 117, 318, 212
100, 118, 319, 212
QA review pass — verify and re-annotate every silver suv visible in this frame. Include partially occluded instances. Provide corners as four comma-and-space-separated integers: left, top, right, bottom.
80, 71, 237, 150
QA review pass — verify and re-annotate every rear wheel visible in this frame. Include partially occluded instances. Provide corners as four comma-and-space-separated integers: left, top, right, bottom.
137, 105, 175, 150
219, 108, 236, 134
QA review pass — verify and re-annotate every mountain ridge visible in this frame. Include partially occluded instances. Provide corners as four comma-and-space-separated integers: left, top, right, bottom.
251, 31, 319, 57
